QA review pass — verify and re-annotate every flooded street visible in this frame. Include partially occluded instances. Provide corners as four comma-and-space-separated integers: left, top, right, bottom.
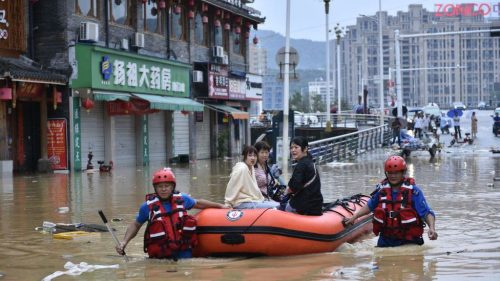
1, 111, 500, 281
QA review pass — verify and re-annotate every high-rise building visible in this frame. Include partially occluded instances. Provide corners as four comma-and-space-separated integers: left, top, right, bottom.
341, 4, 500, 108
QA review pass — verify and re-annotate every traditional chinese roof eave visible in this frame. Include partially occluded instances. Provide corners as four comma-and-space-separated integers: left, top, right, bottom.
201, 0, 265, 24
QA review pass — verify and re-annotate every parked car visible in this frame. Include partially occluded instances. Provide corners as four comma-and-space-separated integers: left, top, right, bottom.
453, 101, 466, 110
422, 103, 441, 118
478, 101, 486, 110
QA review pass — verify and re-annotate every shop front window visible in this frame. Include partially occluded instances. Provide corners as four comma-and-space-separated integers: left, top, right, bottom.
109, 0, 131, 26
170, 6, 185, 40
144, 2, 164, 34
76, 0, 99, 18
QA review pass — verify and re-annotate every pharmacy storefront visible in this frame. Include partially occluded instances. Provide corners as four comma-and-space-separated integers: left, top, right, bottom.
70, 44, 202, 170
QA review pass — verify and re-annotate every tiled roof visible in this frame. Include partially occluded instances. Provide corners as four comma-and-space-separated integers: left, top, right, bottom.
0, 56, 67, 84
202, 0, 265, 23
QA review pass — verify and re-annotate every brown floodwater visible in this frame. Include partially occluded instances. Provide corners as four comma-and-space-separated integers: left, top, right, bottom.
1, 147, 500, 281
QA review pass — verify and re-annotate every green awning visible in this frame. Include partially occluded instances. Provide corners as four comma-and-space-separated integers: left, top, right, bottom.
206, 104, 249, 120
133, 94, 204, 112
93, 91, 131, 101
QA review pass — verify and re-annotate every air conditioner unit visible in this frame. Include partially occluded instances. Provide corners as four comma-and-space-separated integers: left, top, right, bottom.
121, 38, 129, 50
193, 70, 203, 83
212, 46, 224, 58
222, 55, 229, 65
79, 22, 99, 42
132, 32, 145, 48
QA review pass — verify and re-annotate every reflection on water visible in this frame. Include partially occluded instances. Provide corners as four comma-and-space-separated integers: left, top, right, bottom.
1, 152, 500, 280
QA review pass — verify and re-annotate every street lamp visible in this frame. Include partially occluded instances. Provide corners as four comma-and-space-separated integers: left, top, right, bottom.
323, 0, 332, 132
334, 23, 344, 114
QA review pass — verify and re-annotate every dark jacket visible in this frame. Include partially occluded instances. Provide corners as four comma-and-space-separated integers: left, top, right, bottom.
288, 155, 323, 215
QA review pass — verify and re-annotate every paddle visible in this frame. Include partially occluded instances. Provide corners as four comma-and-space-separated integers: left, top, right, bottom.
98, 210, 129, 262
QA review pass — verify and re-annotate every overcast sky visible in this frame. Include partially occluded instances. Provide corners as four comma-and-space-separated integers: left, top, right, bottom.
250, 0, 487, 41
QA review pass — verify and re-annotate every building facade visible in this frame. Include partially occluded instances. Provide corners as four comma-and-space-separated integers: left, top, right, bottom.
0, 0, 263, 173
341, 4, 500, 109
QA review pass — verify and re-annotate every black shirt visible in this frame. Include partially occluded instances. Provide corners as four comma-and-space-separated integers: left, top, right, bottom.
287, 155, 323, 215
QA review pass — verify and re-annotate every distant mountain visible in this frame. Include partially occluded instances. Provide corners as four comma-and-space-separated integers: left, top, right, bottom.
255, 29, 328, 70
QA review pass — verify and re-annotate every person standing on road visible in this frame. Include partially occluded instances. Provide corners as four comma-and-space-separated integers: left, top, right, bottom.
391, 117, 402, 147
413, 113, 423, 138
115, 168, 225, 260
453, 112, 462, 139
344, 156, 438, 247
471, 111, 478, 139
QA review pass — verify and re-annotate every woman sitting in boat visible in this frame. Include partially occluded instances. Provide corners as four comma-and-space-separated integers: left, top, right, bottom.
284, 136, 323, 216
115, 168, 225, 260
254, 141, 286, 202
224, 145, 280, 209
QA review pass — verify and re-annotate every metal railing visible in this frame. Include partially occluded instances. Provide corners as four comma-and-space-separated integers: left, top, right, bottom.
309, 123, 392, 164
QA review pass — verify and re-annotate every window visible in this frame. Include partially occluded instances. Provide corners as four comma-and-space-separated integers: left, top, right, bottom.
194, 12, 208, 46
214, 25, 223, 47
144, 1, 164, 34
109, 0, 131, 25
76, 0, 99, 18
170, 5, 185, 40
232, 31, 241, 54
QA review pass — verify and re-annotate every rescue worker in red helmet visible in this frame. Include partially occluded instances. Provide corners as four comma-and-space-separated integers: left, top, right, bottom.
116, 167, 225, 259
344, 156, 438, 247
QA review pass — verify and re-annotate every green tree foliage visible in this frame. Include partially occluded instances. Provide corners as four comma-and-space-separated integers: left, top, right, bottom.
311, 95, 325, 113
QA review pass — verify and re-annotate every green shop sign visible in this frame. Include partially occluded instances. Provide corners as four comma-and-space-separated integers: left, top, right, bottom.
71, 44, 190, 97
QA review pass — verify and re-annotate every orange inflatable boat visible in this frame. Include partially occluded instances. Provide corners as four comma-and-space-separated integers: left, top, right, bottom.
193, 194, 372, 257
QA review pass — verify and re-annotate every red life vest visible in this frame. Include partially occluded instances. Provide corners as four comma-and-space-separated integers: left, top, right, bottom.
143, 192, 198, 259
372, 178, 424, 241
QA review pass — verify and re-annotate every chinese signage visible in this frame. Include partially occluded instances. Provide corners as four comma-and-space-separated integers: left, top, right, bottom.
229, 78, 246, 99
72, 44, 190, 97
47, 119, 68, 170
0, 0, 25, 56
142, 115, 149, 166
245, 74, 263, 100
208, 64, 229, 99
73, 100, 82, 170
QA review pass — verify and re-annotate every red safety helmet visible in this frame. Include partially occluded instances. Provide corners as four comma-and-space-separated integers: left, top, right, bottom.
152, 167, 176, 187
384, 156, 407, 173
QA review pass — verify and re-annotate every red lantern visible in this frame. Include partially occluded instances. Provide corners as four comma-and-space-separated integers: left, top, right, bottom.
235, 16, 242, 24
214, 19, 221, 27
0, 87, 12, 100
216, 9, 221, 16
245, 22, 251, 29
253, 36, 259, 45
188, 0, 195, 7
224, 12, 231, 19
139, 0, 146, 3
244, 31, 250, 39
181, 110, 189, 116
158, 0, 166, 9
235, 26, 241, 34
188, 10, 195, 19
82, 98, 94, 111
202, 15, 208, 24
174, 5, 181, 14
202, 3, 208, 12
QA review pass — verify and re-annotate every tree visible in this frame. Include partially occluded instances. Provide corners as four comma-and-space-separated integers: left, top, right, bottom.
311, 95, 325, 113
290, 91, 303, 112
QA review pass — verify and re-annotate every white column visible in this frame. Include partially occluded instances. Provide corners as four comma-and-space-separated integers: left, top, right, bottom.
378, 0, 384, 133
282, 0, 291, 180
325, 2, 331, 126
337, 42, 341, 113
395, 30, 403, 117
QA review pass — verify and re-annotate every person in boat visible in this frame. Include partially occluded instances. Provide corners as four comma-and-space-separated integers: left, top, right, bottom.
344, 156, 438, 247
254, 141, 286, 202
224, 145, 280, 209
115, 167, 225, 260
283, 136, 323, 216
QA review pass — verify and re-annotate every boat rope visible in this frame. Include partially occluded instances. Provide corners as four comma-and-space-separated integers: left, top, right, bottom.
241, 208, 273, 234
